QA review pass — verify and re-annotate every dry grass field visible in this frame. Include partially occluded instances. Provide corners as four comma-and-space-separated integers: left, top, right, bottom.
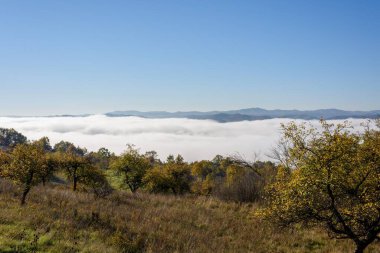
0, 179, 379, 253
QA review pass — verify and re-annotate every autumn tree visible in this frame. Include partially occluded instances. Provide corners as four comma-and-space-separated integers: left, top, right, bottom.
144, 150, 161, 166
110, 145, 151, 193
141, 166, 171, 193
164, 155, 192, 194
0, 150, 11, 178
261, 120, 380, 253
56, 143, 89, 191
144, 155, 192, 194
34, 137, 57, 186
37, 136, 53, 152
78, 164, 112, 197
88, 147, 114, 170
191, 155, 232, 195
54, 141, 86, 156
192, 160, 213, 181
191, 160, 213, 194
0, 142, 46, 205
0, 128, 27, 150
220, 155, 277, 202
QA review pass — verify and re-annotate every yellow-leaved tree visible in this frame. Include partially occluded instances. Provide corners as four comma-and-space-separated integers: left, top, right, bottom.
0, 141, 46, 205
260, 120, 380, 253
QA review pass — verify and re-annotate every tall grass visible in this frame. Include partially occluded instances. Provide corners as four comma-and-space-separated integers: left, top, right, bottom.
0, 179, 379, 253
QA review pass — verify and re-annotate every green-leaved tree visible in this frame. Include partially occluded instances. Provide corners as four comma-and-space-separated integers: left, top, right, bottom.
110, 145, 151, 193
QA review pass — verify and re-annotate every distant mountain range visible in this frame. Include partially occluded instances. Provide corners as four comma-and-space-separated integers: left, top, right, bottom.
105, 108, 380, 123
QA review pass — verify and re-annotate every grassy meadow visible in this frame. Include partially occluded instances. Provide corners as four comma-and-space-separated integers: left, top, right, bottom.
1, 179, 379, 253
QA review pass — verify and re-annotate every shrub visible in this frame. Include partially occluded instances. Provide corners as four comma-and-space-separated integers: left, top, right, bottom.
143, 155, 192, 194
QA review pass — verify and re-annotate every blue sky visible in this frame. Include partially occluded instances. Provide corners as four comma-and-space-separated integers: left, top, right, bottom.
0, 0, 379, 115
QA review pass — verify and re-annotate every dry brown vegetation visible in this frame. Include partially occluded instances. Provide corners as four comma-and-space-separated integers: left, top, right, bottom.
1, 179, 380, 253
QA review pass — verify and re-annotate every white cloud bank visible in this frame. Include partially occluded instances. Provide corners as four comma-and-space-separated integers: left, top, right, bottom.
0, 116, 370, 161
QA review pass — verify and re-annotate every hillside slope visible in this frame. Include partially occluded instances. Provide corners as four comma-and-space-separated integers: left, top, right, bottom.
1, 180, 380, 252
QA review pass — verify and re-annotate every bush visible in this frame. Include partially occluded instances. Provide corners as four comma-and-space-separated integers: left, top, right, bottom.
143, 155, 192, 194
215, 171, 262, 202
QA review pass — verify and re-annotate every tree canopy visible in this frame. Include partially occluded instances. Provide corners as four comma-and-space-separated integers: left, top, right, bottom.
0, 141, 47, 204
0, 128, 27, 150
260, 120, 380, 253
110, 145, 152, 193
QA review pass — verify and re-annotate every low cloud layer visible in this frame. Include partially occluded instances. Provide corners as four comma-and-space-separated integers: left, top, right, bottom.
0, 116, 369, 161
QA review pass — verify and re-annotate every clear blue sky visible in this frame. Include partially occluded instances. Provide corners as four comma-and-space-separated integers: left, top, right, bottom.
0, 0, 379, 115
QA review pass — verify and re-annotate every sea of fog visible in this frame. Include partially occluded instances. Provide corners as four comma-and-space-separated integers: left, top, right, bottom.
0, 116, 369, 161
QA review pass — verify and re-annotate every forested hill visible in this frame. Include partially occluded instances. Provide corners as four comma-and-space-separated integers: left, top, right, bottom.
105, 108, 380, 123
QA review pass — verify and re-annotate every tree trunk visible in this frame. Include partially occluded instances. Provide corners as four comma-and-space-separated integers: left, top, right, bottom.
355, 243, 366, 253
73, 176, 77, 191
128, 183, 136, 193
20, 186, 30, 205
21, 170, 34, 205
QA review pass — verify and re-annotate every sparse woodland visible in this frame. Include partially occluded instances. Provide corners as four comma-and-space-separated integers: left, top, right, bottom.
0, 120, 379, 253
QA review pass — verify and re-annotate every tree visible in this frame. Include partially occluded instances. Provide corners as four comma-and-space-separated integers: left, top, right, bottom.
0, 150, 11, 178
55, 144, 111, 195
0, 128, 27, 150
191, 160, 213, 180
37, 136, 53, 152
35, 137, 56, 186
0, 142, 45, 205
190, 156, 232, 195
53, 141, 91, 191
221, 156, 277, 202
143, 155, 192, 194
88, 147, 114, 170
142, 166, 172, 194
164, 155, 192, 194
110, 145, 151, 193
79, 165, 113, 197
144, 150, 161, 166
58, 148, 89, 191
54, 141, 86, 156
260, 120, 380, 253
191, 160, 214, 195
40, 152, 60, 186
